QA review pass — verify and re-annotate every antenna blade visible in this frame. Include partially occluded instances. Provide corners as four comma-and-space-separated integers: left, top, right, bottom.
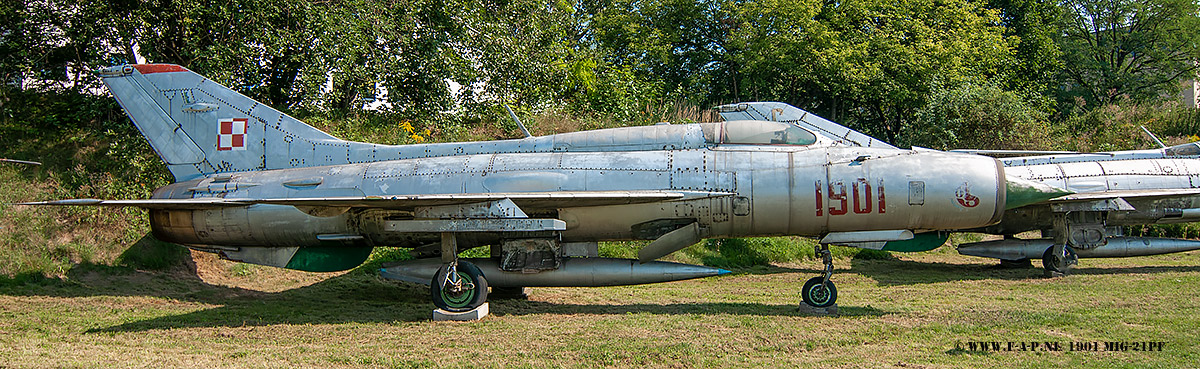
1140, 125, 1166, 148
504, 104, 533, 138
1, 158, 42, 166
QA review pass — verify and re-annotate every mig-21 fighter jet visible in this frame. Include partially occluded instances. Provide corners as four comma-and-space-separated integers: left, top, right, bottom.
20, 65, 1067, 310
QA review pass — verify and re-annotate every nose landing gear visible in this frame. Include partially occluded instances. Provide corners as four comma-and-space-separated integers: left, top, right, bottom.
802, 244, 838, 308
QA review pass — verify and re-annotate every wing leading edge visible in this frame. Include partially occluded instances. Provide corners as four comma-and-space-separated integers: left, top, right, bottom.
17, 190, 735, 210
1050, 188, 1200, 202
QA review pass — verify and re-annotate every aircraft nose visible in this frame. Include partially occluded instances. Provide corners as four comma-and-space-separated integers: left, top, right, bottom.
1004, 175, 1072, 210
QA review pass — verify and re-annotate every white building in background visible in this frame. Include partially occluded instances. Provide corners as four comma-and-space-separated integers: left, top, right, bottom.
1184, 77, 1199, 108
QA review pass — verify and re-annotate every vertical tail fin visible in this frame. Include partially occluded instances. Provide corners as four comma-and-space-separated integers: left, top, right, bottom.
98, 64, 347, 181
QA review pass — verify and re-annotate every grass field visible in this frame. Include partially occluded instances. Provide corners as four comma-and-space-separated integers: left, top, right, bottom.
0, 245, 1197, 368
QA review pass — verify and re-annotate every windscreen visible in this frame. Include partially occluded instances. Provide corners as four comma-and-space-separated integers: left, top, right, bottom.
723, 121, 817, 146
1165, 142, 1200, 156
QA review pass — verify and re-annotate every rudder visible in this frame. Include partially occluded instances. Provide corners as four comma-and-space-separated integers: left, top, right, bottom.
99, 64, 346, 181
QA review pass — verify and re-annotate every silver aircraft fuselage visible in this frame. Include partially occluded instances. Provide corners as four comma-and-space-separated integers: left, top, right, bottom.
959, 144, 1200, 261
147, 129, 1008, 251
993, 148, 1200, 232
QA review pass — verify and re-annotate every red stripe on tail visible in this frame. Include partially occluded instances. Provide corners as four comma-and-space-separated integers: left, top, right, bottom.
132, 64, 188, 74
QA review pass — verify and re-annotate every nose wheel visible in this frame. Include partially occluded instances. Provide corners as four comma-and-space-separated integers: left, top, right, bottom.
802, 245, 838, 308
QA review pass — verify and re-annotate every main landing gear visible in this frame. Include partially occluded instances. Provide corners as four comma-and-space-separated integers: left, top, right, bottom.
1042, 244, 1078, 277
802, 244, 838, 308
1042, 213, 1079, 278
431, 233, 489, 312
431, 260, 488, 312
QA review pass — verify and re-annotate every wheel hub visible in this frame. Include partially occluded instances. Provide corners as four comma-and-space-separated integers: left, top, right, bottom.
809, 285, 829, 303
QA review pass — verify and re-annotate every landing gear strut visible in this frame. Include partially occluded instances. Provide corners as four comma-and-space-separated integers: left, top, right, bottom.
1042, 244, 1078, 277
1043, 214, 1079, 278
431, 233, 488, 312
802, 244, 838, 308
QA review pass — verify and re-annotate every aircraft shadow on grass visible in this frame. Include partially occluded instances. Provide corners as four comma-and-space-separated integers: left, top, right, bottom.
0, 240, 886, 332
79, 269, 886, 332
848, 255, 1200, 286
13, 250, 1198, 331
2, 236, 1194, 331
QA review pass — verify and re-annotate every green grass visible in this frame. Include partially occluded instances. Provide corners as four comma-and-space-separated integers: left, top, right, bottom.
0, 248, 1196, 368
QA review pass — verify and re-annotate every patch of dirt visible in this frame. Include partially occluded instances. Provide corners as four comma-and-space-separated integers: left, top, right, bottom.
189, 251, 343, 293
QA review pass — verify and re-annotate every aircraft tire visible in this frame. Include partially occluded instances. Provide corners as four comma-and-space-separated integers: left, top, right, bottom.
431, 261, 489, 312
801, 276, 837, 308
1041, 245, 1077, 276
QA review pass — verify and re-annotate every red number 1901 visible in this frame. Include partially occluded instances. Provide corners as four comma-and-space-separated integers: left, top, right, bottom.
815, 178, 885, 216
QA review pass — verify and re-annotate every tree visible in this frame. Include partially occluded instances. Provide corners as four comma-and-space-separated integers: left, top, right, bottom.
458, 0, 603, 114
0, 0, 127, 93
728, 0, 1016, 143
310, 0, 469, 115
592, 0, 733, 104
987, 0, 1063, 93
131, 0, 328, 109
1058, 0, 1200, 106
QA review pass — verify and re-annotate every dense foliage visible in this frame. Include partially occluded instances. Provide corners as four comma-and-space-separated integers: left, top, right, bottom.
4, 0, 1200, 144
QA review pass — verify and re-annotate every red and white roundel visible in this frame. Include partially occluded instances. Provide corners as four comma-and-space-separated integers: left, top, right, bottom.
955, 183, 980, 208
217, 118, 248, 151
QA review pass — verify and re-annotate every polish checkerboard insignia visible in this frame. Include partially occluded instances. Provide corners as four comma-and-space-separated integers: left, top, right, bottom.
217, 118, 248, 151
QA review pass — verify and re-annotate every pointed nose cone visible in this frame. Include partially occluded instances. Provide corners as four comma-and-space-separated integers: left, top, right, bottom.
1005, 175, 1073, 210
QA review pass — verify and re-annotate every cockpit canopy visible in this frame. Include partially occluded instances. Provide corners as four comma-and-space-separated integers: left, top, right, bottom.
545, 119, 821, 154
707, 120, 818, 146
1165, 141, 1200, 156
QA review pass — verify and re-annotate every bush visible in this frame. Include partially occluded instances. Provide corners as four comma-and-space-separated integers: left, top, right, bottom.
1125, 223, 1200, 239
907, 82, 1053, 150
1056, 100, 1200, 152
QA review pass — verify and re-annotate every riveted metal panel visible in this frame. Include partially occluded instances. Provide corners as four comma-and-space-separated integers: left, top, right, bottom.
560, 152, 669, 171
490, 152, 562, 171
1009, 163, 1068, 190
1099, 159, 1191, 190
1056, 161, 1108, 192
107, 74, 205, 166
669, 150, 736, 192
